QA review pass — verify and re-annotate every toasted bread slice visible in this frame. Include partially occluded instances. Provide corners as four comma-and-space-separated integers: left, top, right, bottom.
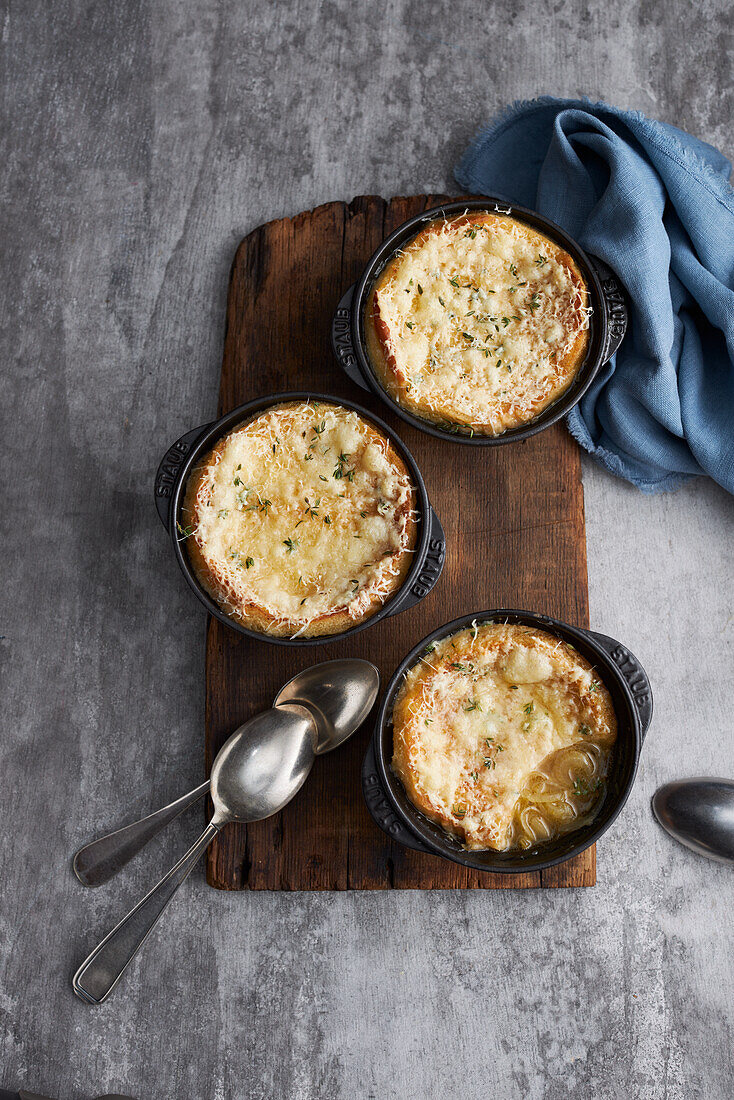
365, 212, 590, 435
392, 622, 616, 850
182, 401, 418, 638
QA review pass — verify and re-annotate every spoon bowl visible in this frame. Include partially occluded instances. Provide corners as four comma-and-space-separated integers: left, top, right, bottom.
273, 658, 380, 754
211, 704, 316, 823
652, 777, 734, 864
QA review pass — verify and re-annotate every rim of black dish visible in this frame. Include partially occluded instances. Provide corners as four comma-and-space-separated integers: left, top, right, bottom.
167, 391, 435, 647
373, 608, 643, 872
350, 198, 609, 446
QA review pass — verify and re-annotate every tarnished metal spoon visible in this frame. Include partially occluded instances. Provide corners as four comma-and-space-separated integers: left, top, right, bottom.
652, 777, 734, 864
73, 703, 317, 1004
73, 659, 379, 887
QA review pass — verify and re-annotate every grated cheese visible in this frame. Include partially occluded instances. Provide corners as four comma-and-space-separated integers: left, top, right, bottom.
365, 212, 591, 435
183, 401, 418, 637
392, 622, 616, 850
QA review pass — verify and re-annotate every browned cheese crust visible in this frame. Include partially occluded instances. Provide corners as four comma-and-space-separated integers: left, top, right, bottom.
365, 212, 590, 435
180, 401, 418, 638
392, 621, 617, 851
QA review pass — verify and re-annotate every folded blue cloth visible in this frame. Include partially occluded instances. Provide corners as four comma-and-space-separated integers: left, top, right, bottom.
455, 97, 734, 494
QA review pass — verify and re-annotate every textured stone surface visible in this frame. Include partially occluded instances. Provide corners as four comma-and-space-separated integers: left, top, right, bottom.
1, 2, 732, 1098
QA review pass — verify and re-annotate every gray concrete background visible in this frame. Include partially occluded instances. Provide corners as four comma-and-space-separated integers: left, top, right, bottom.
2, 2, 733, 1097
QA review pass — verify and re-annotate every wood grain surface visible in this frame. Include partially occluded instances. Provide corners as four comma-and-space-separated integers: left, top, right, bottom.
204, 194, 594, 890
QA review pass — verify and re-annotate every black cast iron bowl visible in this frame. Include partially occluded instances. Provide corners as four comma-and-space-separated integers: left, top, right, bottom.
331, 198, 628, 445
153, 391, 446, 647
362, 608, 652, 873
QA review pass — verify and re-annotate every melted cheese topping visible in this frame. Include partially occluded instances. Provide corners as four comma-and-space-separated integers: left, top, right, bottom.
392, 622, 616, 851
365, 212, 591, 435
183, 402, 417, 637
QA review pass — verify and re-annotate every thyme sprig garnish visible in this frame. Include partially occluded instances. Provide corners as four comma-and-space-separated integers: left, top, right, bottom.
333, 452, 354, 481
228, 548, 253, 569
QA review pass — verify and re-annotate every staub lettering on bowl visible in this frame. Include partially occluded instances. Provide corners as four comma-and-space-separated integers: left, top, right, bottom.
600, 275, 627, 361
363, 772, 405, 838
610, 644, 652, 709
155, 439, 192, 499
332, 306, 356, 368
410, 536, 445, 599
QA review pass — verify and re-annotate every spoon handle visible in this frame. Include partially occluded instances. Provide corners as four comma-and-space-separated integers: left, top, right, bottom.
72, 820, 220, 1004
72, 781, 211, 887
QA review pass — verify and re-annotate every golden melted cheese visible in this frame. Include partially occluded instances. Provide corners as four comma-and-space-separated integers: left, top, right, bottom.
365, 212, 591, 435
182, 402, 418, 637
392, 622, 616, 851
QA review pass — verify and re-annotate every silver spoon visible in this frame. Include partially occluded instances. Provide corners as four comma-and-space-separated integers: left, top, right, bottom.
652, 777, 734, 864
73, 702, 317, 1004
73, 659, 379, 887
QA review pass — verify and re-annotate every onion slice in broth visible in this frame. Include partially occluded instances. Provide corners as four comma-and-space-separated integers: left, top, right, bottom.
508, 741, 609, 850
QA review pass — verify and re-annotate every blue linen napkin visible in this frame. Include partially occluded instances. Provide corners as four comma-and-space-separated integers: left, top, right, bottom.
455, 97, 734, 494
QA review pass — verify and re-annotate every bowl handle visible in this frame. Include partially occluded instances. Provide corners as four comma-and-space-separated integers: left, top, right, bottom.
361, 740, 433, 854
331, 284, 371, 392
153, 423, 215, 530
587, 630, 653, 740
587, 254, 628, 365
386, 508, 446, 617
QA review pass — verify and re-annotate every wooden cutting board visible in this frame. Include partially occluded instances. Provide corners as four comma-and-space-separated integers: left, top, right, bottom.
204, 194, 593, 890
